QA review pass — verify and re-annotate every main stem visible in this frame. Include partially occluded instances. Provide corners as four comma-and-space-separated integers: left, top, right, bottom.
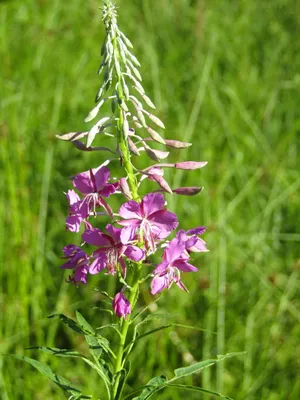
111, 42, 141, 399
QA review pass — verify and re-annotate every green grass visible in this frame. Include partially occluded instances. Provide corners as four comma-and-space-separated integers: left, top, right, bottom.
0, 0, 299, 399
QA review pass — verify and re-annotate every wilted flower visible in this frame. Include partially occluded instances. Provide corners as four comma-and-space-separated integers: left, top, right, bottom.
82, 224, 145, 276
151, 237, 198, 294
60, 244, 89, 285
117, 193, 178, 253
113, 291, 131, 318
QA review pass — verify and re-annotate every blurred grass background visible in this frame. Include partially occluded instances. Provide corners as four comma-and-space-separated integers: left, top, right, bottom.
0, 0, 299, 399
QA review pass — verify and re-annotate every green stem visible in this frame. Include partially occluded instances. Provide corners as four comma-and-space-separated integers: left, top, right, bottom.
109, 16, 141, 399
112, 265, 141, 398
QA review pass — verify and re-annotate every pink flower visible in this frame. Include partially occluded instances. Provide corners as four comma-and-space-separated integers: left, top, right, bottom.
117, 193, 178, 253
151, 237, 198, 295
82, 224, 145, 276
176, 227, 208, 253
66, 166, 118, 232
113, 291, 131, 318
60, 245, 89, 285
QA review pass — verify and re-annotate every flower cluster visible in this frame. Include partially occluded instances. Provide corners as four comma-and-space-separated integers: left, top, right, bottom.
60, 165, 208, 318
58, 2, 208, 320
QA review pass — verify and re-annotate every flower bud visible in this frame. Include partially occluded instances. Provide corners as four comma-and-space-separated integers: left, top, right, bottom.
119, 178, 132, 200
173, 187, 203, 196
175, 161, 207, 170
112, 292, 131, 319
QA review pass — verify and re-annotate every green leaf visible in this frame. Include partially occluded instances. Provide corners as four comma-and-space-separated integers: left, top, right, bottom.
114, 361, 131, 400
28, 346, 87, 359
9, 355, 91, 399
85, 335, 103, 360
163, 384, 233, 399
48, 314, 87, 335
76, 311, 95, 335
173, 352, 245, 380
132, 375, 167, 400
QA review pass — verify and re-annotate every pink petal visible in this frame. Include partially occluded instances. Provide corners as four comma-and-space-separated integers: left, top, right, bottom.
164, 238, 187, 263
141, 193, 165, 218
148, 210, 178, 238
120, 225, 138, 244
151, 274, 169, 295
66, 190, 80, 205
119, 200, 141, 219
94, 166, 110, 190
73, 171, 94, 194
66, 216, 82, 232
173, 260, 198, 272
82, 229, 111, 247
189, 238, 208, 252
74, 266, 88, 284
99, 182, 118, 198
105, 224, 122, 242
124, 245, 145, 262
117, 218, 140, 227
186, 226, 206, 235
89, 254, 107, 274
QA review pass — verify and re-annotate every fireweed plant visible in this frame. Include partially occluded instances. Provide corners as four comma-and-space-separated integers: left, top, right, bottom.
15, 2, 241, 399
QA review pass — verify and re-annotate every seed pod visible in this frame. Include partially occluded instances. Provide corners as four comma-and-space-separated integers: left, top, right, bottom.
72, 140, 115, 154
126, 51, 141, 68
84, 100, 104, 123
173, 187, 203, 196
175, 161, 207, 170
164, 140, 192, 149
128, 137, 140, 156
56, 131, 88, 141
146, 127, 165, 145
114, 54, 121, 77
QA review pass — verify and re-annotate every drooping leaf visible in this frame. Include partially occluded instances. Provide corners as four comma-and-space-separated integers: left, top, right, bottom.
163, 384, 233, 399
29, 346, 87, 359
48, 314, 87, 335
173, 352, 245, 379
131, 375, 167, 400
9, 355, 91, 399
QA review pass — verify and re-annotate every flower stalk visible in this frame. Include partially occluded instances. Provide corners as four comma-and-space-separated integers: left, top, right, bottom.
57, 1, 208, 398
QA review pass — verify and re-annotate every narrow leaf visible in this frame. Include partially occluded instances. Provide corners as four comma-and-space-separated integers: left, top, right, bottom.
48, 314, 86, 335
76, 311, 95, 334
132, 375, 167, 400
9, 355, 91, 399
173, 352, 244, 379
163, 384, 233, 399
